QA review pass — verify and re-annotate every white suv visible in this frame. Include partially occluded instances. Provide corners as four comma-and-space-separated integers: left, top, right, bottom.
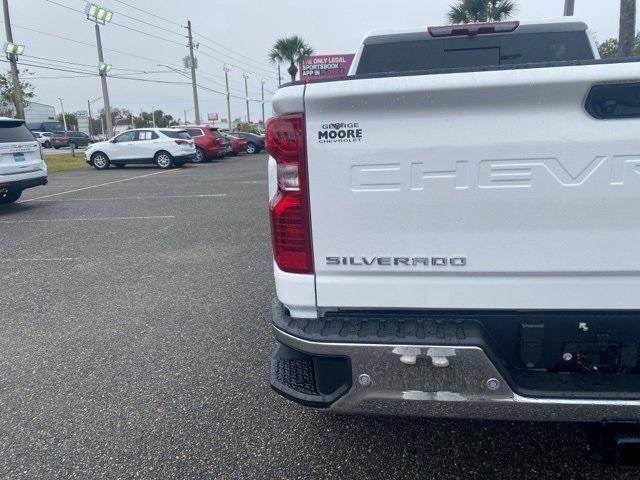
85, 128, 196, 170
0, 118, 48, 205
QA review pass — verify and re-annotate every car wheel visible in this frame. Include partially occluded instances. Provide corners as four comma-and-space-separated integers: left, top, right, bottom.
91, 152, 110, 170
155, 151, 174, 169
114, 163, 126, 168
44, 141, 51, 148
246, 142, 257, 154
0, 190, 21, 205
54, 146, 60, 150
192, 147, 205, 164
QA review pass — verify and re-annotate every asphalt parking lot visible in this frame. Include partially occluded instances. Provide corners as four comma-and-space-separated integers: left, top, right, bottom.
0, 155, 635, 479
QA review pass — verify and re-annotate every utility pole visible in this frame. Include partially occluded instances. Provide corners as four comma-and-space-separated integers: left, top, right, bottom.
184, 109, 188, 124
563, 0, 575, 16
243, 72, 250, 123
94, 24, 113, 136
620, 0, 637, 57
261, 79, 265, 126
3, 0, 24, 119
152, 106, 156, 128
87, 99, 93, 136
223, 64, 232, 130
277, 63, 282, 87
58, 98, 68, 131
186, 20, 201, 124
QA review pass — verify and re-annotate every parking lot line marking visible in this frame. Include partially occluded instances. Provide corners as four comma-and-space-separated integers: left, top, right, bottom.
0, 258, 80, 262
19, 170, 178, 203
0, 216, 175, 224
31, 194, 228, 202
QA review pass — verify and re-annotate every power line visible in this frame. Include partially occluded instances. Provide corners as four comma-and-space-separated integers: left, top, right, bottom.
108, 0, 183, 29
13, 24, 185, 71
44, 0, 186, 48
197, 49, 278, 82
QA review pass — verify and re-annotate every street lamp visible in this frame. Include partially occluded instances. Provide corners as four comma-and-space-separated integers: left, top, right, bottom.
58, 97, 68, 131
86, 2, 114, 136
85, 2, 113, 25
3, 42, 24, 58
260, 78, 266, 126
223, 64, 233, 130
242, 72, 250, 123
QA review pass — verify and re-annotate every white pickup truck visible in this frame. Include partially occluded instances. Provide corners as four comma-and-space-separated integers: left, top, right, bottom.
266, 17, 640, 456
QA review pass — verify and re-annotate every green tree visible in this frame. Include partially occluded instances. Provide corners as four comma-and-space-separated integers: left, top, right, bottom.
598, 32, 640, 58
268, 36, 314, 82
448, 0, 516, 23
619, 0, 637, 57
57, 112, 78, 130
133, 110, 176, 128
0, 68, 35, 117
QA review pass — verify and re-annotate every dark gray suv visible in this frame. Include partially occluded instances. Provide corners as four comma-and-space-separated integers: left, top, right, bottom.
229, 131, 264, 154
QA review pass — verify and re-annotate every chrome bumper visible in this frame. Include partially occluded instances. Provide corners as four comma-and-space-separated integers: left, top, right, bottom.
273, 326, 640, 422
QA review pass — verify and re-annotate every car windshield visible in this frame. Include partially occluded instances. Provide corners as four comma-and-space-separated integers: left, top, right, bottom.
0, 122, 36, 142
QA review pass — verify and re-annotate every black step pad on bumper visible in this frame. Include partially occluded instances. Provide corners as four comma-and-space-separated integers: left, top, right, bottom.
270, 343, 351, 408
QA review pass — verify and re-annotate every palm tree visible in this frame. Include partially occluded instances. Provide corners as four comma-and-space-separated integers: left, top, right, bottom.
268, 36, 314, 82
619, 0, 637, 56
448, 0, 516, 24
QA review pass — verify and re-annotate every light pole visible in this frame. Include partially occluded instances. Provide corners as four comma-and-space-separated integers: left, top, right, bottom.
87, 96, 102, 135
58, 98, 68, 131
260, 79, 266, 126
564, 0, 575, 16
85, 3, 114, 136
151, 106, 156, 128
243, 72, 250, 123
2, 0, 24, 119
224, 63, 233, 130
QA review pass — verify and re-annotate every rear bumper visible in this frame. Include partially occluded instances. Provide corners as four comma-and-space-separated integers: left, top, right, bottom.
175, 153, 197, 162
270, 300, 640, 422
0, 174, 48, 192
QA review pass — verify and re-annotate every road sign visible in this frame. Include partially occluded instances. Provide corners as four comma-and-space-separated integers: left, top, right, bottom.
207, 113, 218, 121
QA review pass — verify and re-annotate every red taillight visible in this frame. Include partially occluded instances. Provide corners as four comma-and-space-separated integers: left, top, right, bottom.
174, 139, 187, 145
428, 21, 519, 37
266, 112, 313, 274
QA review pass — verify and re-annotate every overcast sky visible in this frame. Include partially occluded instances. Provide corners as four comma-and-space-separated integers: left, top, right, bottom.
3, 0, 635, 123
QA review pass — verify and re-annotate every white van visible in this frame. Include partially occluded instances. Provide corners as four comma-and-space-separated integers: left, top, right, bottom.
0, 118, 48, 205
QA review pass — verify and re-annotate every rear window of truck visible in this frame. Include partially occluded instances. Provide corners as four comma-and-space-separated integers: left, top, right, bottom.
356, 31, 594, 75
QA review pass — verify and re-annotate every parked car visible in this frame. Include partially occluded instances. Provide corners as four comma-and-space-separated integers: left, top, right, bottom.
84, 128, 196, 170
34, 131, 54, 148
229, 131, 264, 154
225, 134, 247, 156
173, 125, 231, 163
51, 130, 92, 149
0, 117, 47, 205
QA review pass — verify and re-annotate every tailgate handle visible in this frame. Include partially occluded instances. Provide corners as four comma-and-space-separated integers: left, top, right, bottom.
586, 82, 640, 119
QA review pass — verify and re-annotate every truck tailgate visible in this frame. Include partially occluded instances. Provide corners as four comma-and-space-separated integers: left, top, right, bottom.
304, 63, 640, 310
